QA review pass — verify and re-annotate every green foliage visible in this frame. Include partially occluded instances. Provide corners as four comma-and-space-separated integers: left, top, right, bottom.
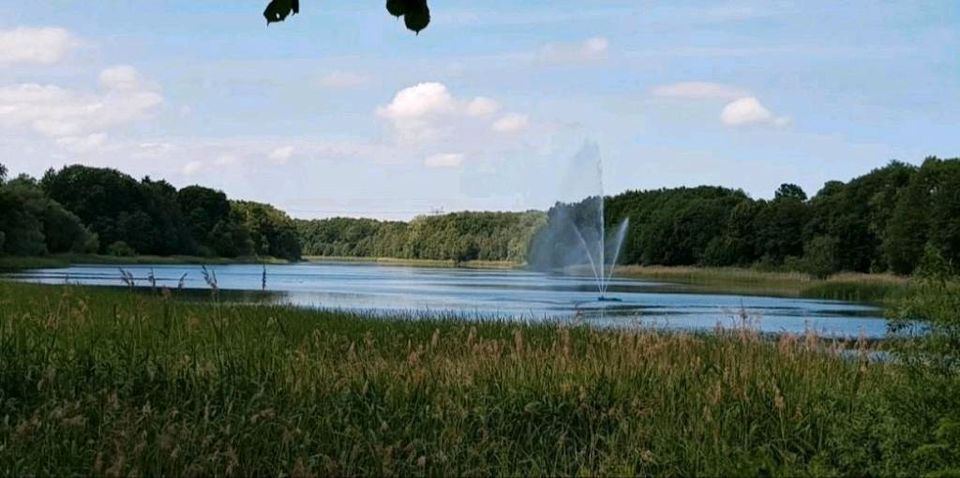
883, 158, 960, 274
298, 211, 545, 263
0, 164, 295, 261
530, 158, 959, 276
0, 185, 46, 256
106, 240, 136, 257
232, 200, 302, 261
40, 165, 185, 255
775, 182, 808, 201
0, 173, 97, 256
803, 235, 840, 279
890, 244, 960, 374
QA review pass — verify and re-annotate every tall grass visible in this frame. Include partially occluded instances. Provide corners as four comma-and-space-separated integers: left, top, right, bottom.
614, 265, 910, 302
0, 281, 954, 476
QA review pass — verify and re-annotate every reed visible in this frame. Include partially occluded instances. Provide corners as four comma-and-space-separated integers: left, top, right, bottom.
0, 281, 953, 476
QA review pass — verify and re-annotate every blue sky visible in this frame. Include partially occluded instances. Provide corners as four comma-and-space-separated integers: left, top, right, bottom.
1, 1, 957, 219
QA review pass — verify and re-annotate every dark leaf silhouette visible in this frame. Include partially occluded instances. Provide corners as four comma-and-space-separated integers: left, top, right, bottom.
264, 0, 429, 33
403, 0, 430, 34
263, 0, 299, 25
386, 0, 406, 18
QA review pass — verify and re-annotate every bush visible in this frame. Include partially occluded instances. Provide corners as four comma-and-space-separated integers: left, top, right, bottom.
890, 244, 960, 373
804, 235, 841, 279
107, 240, 136, 257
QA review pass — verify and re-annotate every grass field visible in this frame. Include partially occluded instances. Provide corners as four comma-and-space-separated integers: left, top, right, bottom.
1, 281, 957, 476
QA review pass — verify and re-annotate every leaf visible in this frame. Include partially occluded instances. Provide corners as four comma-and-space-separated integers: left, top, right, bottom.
263, 0, 298, 25
386, 0, 406, 18
403, 0, 430, 34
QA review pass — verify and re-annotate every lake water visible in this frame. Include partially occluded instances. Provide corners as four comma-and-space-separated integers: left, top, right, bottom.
4, 262, 889, 338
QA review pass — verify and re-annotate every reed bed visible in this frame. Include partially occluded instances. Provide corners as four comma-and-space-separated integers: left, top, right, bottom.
613, 265, 910, 302
0, 282, 952, 476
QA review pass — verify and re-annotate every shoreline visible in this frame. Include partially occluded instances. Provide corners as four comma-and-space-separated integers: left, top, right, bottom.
0, 253, 290, 272
607, 265, 911, 302
302, 255, 521, 269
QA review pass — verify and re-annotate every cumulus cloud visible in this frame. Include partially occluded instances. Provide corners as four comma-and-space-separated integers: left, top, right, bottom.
492, 113, 529, 133
0, 26, 79, 65
0, 65, 163, 139
424, 153, 465, 169
539, 37, 609, 63
720, 97, 790, 127
377, 82, 529, 145
377, 82, 456, 120
268, 145, 296, 165
651, 81, 749, 100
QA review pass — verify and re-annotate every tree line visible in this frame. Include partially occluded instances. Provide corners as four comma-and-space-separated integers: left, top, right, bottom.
296, 211, 547, 264
4, 157, 958, 276
530, 157, 960, 277
0, 164, 301, 261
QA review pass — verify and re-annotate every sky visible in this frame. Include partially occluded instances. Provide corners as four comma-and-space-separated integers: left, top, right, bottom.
1, 1, 958, 220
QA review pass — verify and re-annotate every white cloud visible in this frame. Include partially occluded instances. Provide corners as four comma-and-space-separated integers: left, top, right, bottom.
0, 27, 79, 65
181, 160, 204, 176
55, 133, 109, 153
319, 71, 369, 89
377, 82, 456, 120
492, 113, 529, 133
215, 154, 240, 166
378, 82, 532, 145
268, 145, 295, 165
539, 37, 609, 63
99, 65, 148, 91
651, 81, 749, 100
376, 82, 457, 144
466, 97, 500, 117
0, 66, 163, 140
424, 153, 465, 169
720, 97, 789, 127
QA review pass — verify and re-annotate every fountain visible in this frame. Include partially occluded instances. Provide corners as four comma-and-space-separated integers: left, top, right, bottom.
532, 141, 629, 301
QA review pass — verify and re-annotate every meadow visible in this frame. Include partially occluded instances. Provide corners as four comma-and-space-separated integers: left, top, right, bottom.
1, 281, 958, 476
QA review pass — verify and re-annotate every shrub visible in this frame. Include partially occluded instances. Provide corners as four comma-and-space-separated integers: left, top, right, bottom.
107, 240, 136, 257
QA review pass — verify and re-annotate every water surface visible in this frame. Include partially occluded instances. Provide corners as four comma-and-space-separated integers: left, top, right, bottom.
4, 262, 888, 338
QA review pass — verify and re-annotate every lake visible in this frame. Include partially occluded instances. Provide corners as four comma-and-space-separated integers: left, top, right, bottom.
3, 261, 888, 338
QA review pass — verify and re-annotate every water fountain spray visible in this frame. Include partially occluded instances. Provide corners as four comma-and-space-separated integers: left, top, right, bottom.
559, 142, 629, 301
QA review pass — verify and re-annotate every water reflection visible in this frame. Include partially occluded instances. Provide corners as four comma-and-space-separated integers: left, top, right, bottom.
4, 261, 889, 338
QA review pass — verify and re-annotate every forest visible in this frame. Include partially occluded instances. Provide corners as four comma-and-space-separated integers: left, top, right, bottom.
2, 157, 959, 276
0, 164, 301, 261
296, 211, 547, 264
531, 157, 960, 277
